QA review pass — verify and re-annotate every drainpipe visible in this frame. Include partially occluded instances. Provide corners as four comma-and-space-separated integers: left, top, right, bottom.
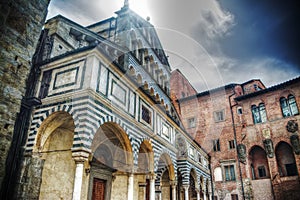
228, 88, 245, 200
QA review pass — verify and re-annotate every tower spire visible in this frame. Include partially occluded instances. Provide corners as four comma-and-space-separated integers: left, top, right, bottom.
124, 0, 129, 7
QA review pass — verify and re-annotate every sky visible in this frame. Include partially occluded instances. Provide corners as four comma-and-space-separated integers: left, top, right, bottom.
46, 0, 300, 92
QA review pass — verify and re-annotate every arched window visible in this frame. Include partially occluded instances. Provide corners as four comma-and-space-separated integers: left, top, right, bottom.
251, 103, 267, 124
280, 95, 299, 117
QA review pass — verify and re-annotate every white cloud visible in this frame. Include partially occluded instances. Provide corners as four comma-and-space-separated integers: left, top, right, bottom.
217, 57, 300, 87
198, 3, 235, 39
47, 0, 122, 25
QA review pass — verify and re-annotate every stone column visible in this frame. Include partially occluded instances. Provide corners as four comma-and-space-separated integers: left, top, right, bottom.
170, 181, 177, 200
128, 173, 134, 200
183, 185, 189, 200
209, 192, 212, 200
72, 150, 89, 200
72, 161, 84, 200
203, 181, 207, 200
155, 185, 162, 200
149, 174, 156, 200
203, 191, 207, 200
196, 189, 200, 200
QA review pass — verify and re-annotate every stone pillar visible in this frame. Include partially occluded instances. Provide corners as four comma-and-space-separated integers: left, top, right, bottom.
170, 181, 177, 200
196, 189, 200, 200
155, 186, 162, 200
149, 174, 156, 200
203, 191, 207, 200
72, 161, 84, 200
72, 150, 89, 200
202, 181, 207, 200
183, 185, 189, 200
128, 173, 134, 200
209, 192, 212, 200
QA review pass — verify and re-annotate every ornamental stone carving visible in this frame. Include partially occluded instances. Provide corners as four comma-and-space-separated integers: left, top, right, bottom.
290, 135, 300, 155
263, 139, 274, 158
286, 120, 298, 133
237, 144, 246, 163
176, 136, 187, 157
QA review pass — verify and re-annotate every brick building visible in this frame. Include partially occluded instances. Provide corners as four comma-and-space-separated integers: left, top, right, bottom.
172, 69, 300, 200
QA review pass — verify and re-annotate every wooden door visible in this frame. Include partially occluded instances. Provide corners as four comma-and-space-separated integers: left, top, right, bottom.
92, 178, 106, 200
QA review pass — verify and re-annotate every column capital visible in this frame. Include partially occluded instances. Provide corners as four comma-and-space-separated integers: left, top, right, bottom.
170, 180, 177, 187
72, 149, 90, 163
182, 185, 189, 190
149, 172, 157, 180
127, 172, 134, 177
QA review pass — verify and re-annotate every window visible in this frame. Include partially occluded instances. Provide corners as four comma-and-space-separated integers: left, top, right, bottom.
258, 166, 266, 177
213, 139, 220, 152
198, 153, 202, 164
181, 92, 185, 98
214, 110, 225, 122
254, 84, 262, 91
224, 165, 236, 181
280, 95, 299, 117
251, 103, 267, 124
231, 194, 238, 200
229, 140, 236, 149
141, 105, 151, 124
188, 117, 196, 128
237, 107, 243, 115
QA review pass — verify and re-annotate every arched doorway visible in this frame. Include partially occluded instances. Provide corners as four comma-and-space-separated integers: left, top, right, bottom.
34, 111, 75, 200
248, 146, 270, 180
275, 142, 298, 177
90, 122, 133, 200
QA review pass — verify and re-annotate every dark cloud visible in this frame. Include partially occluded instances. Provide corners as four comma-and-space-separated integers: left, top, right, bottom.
218, 0, 300, 67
